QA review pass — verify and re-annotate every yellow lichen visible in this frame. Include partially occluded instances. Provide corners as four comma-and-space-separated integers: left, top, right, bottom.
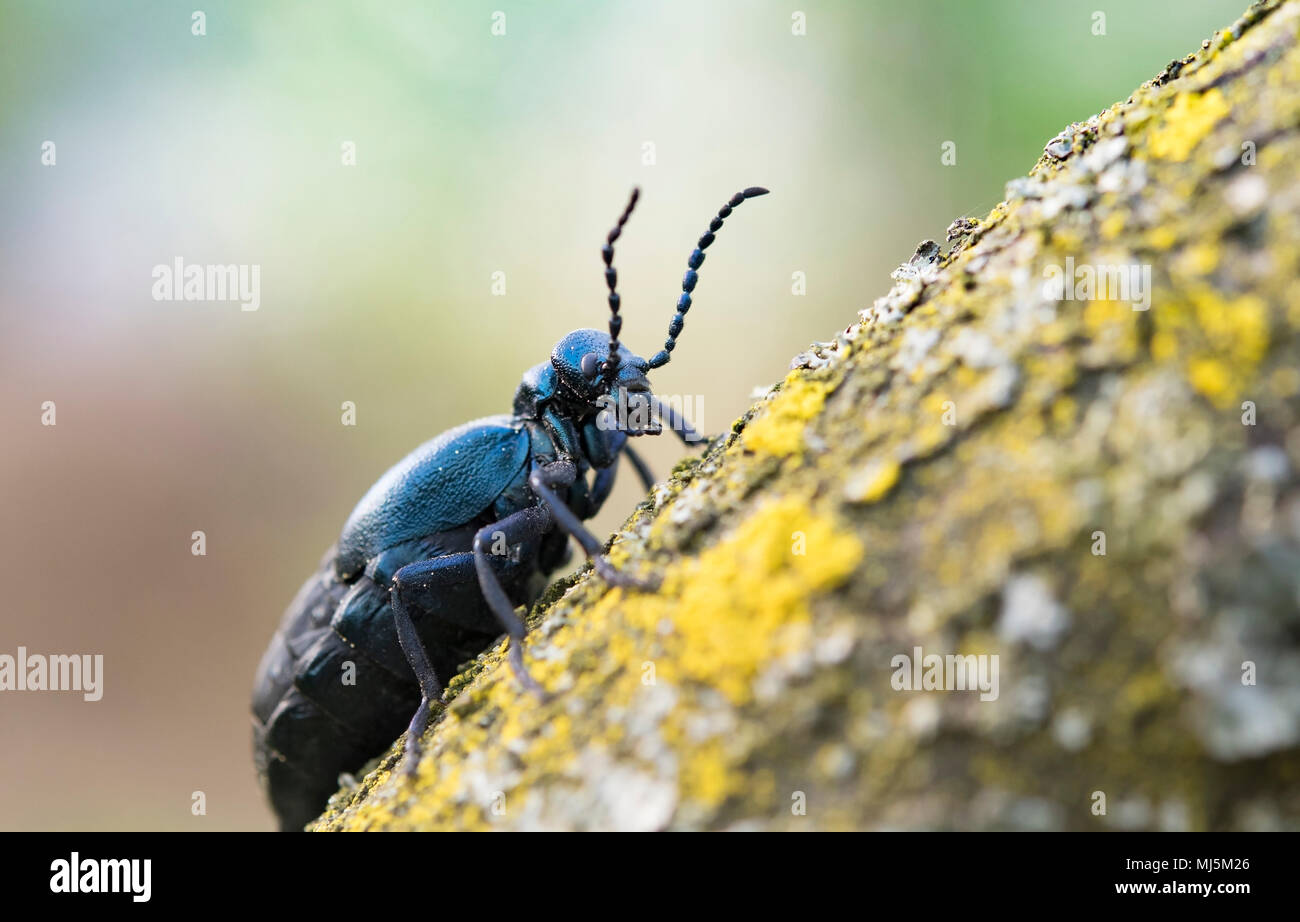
1187, 356, 1234, 405
845, 458, 902, 504
1151, 285, 1271, 405
1193, 290, 1269, 366
1151, 329, 1179, 362
1146, 226, 1179, 250
742, 372, 833, 456
673, 738, 739, 808
665, 496, 863, 702
1176, 241, 1221, 276
1146, 88, 1230, 161
1083, 297, 1140, 359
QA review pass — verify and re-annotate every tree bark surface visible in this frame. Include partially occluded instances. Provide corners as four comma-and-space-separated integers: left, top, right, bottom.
315, 0, 1300, 831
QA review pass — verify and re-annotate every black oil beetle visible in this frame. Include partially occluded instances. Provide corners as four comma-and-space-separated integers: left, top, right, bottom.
251, 186, 769, 830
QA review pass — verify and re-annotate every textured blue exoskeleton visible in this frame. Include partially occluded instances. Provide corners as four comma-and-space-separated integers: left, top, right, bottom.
251, 186, 769, 830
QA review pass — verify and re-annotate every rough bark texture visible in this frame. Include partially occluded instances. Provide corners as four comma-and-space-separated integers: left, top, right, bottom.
315, 0, 1300, 831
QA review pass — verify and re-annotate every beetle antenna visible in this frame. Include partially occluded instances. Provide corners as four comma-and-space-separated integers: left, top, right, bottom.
647, 186, 769, 370
601, 187, 640, 377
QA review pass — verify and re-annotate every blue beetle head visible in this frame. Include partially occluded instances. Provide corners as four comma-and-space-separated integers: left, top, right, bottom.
551, 328, 651, 410
516, 186, 768, 436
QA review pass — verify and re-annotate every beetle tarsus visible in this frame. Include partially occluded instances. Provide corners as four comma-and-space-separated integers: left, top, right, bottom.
399, 697, 433, 779
508, 641, 549, 701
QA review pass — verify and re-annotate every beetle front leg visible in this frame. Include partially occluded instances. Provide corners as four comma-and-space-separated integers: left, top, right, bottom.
652, 397, 707, 448
529, 459, 659, 592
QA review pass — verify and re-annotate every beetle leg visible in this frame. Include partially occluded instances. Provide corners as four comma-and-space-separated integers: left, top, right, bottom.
651, 397, 707, 448
622, 444, 656, 492
388, 567, 448, 777
471, 506, 555, 699
391, 506, 555, 766
529, 460, 660, 592
589, 461, 619, 512
390, 557, 501, 775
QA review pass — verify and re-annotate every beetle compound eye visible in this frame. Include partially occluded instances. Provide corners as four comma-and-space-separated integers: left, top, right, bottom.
580, 352, 601, 379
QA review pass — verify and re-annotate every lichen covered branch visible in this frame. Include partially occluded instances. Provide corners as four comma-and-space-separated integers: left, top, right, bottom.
316, 0, 1300, 831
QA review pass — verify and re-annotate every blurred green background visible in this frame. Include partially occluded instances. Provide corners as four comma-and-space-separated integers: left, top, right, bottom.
0, 0, 1246, 829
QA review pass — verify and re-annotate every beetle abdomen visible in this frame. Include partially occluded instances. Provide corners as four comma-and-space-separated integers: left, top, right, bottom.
252, 549, 420, 830
252, 526, 551, 829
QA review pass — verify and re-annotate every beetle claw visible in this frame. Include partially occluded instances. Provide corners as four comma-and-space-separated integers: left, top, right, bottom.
397, 697, 452, 781
509, 641, 550, 702
398, 745, 422, 783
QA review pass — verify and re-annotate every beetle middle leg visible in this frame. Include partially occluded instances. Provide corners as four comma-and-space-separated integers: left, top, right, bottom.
470, 505, 556, 700
587, 448, 655, 510
621, 445, 656, 492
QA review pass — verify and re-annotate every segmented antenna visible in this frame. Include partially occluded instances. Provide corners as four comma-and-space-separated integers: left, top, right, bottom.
647, 186, 769, 369
601, 187, 641, 377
